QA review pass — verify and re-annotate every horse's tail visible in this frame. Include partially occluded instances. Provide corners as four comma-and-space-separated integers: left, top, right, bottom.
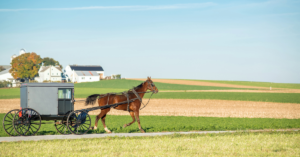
85, 94, 101, 106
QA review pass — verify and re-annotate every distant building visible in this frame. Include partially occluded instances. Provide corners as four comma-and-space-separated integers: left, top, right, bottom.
65, 65, 104, 83
35, 66, 63, 82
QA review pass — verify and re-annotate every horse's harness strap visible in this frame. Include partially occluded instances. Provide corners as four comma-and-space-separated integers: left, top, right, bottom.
139, 92, 154, 110
123, 91, 130, 112
99, 80, 156, 111
132, 88, 142, 102
106, 94, 110, 106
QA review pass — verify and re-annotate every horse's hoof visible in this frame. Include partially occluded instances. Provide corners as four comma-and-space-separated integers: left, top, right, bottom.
105, 127, 112, 133
123, 124, 128, 128
140, 129, 145, 133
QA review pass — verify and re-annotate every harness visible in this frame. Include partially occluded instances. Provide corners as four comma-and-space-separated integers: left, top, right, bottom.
103, 80, 157, 112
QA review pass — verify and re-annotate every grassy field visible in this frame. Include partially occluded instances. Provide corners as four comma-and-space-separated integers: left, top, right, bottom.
2, 79, 300, 103
144, 92, 300, 103
0, 88, 20, 99
1, 114, 300, 137
1, 131, 299, 156
0, 79, 253, 99
75, 79, 248, 90
190, 79, 300, 89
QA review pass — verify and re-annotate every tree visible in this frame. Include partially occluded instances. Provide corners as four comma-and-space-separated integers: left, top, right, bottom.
0, 66, 5, 72
9, 52, 43, 80
42, 57, 62, 69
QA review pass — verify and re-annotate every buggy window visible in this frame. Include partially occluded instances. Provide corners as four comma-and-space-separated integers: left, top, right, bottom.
58, 89, 72, 99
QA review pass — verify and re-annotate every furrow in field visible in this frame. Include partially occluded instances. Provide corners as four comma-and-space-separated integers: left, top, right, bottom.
1, 99, 299, 119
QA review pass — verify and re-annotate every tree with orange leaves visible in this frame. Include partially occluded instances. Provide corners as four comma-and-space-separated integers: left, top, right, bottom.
9, 52, 43, 80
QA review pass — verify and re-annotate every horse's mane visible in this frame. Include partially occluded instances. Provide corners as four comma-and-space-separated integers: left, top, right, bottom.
134, 82, 144, 90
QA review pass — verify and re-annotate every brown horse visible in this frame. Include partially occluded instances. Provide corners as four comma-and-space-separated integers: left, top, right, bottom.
85, 77, 158, 133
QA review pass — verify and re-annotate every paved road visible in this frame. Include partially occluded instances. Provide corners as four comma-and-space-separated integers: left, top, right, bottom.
0, 129, 298, 142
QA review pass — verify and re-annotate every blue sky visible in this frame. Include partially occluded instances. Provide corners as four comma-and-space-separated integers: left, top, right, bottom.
0, 0, 299, 83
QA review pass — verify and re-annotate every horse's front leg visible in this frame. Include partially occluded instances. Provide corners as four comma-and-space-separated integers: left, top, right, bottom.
134, 110, 145, 133
123, 111, 136, 128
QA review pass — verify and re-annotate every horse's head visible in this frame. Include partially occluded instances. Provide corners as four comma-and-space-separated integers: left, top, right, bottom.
146, 77, 159, 94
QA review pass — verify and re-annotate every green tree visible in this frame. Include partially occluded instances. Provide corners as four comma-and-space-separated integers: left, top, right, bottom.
42, 57, 62, 69
9, 52, 43, 80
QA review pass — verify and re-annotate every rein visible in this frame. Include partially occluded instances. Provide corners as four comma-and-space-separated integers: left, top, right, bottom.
127, 80, 156, 111
79, 80, 157, 111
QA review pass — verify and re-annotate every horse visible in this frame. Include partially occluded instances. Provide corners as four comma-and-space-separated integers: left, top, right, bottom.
85, 77, 159, 133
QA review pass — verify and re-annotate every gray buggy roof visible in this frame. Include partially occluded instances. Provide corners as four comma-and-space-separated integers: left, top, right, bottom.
21, 83, 74, 88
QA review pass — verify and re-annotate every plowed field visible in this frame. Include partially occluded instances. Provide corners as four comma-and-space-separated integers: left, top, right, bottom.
1, 99, 299, 119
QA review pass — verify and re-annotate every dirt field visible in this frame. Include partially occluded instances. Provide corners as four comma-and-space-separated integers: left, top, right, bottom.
1, 99, 299, 119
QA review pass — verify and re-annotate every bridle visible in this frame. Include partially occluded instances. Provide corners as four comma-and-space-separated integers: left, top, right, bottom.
146, 80, 157, 93
135, 80, 157, 110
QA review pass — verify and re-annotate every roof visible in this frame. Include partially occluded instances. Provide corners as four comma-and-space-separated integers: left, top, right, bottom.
40, 66, 62, 72
0, 68, 11, 75
70, 65, 104, 71
0, 65, 11, 70
21, 83, 74, 87
75, 71, 99, 76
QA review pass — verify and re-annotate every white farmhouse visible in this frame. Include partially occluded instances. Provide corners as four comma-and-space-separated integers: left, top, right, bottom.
0, 68, 19, 87
35, 66, 63, 82
65, 65, 104, 83
0, 49, 27, 87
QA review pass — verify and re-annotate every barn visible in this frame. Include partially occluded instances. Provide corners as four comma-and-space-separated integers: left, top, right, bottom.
64, 65, 104, 83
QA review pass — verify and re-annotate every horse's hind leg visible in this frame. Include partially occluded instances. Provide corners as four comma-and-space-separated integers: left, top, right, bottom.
94, 108, 112, 133
134, 110, 145, 133
101, 114, 112, 133
123, 111, 136, 128
93, 113, 102, 130
100, 108, 112, 133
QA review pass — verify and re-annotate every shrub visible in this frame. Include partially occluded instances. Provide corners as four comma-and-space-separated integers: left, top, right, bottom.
0, 81, 12, 88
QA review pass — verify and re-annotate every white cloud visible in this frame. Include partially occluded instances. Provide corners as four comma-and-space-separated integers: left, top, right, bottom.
0, 2, 217, 12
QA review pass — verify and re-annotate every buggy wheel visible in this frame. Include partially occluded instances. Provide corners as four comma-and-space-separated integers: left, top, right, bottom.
55, 116, 71, 135
67, 110, 91, 135
13, 108, 41, 136
2, 109, 19, 136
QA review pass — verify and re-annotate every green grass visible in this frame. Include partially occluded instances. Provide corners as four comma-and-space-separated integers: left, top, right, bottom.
75, 79, 249, 90
0, 88, 20, 99
1, 114, 299, 137
186, 79, 300, 89
1, 131, 300, 156
74, 88, 128, 98
144, 92, 300, 103
0, 79, 255, 99
2, 131, 300, 156
1, 88, 300, 103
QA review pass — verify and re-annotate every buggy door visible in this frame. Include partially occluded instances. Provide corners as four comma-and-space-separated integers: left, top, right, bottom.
58, 88, 73, 115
